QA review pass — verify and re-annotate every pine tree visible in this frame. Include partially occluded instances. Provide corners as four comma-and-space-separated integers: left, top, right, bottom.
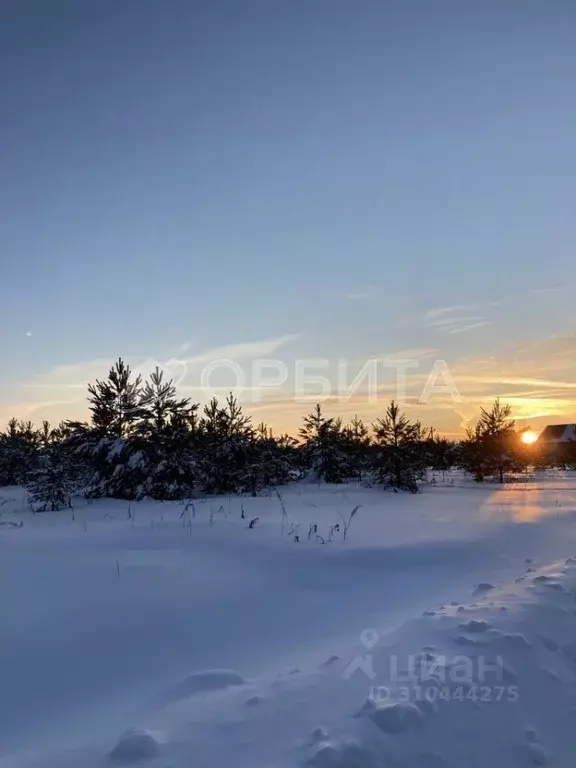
299, 404, 349, 483
71, 359, 146, 498
87, 358, 143, 439
27, 444, 74, 512
138, 368, 194, 436
341, 415, 372, 479
372, 401, 425, 492
459, 399, 523, 483
136, 368, 197, 499
240, 424, 294, 495
425, 432, 457, 481
196, 393, 254, 493
37, 420, 58, 447
0, 418, 39, 486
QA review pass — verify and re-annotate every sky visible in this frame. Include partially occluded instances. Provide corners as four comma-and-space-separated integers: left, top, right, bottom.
1, 0, 576, 437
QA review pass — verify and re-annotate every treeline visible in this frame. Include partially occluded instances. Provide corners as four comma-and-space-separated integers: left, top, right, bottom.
0, 359, 568, 511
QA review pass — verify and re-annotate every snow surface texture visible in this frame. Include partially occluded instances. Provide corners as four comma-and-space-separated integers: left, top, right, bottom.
2, 473, 576, 766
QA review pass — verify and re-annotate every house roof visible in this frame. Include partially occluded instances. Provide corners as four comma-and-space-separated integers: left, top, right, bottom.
537, 424, 576, 443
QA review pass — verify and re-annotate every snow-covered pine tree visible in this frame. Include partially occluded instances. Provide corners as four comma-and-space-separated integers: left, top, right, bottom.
299, 404, 349, 483
196, 393, 254, 493
372, 401, 425, 492
71, 359, 145, 498
135, 368, 198, 499
0, 418, 39, 486
341, 414, 372, 479
27, 443, 74, 512
239, 423, 294, 495
276, 433, 300, 477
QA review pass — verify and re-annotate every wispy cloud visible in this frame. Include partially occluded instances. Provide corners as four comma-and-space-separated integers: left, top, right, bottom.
381, 347, 439, 360
424, 305, 491, 334
23, 334, 299, 391
424, 305, 468, 320
344, 285, 383, 302
448, 320, 490, 334
24, 359, 115, 389
183, 334, 299, 365
529, 282, 576, 296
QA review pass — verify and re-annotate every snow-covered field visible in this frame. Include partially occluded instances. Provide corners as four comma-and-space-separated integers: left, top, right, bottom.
2, 474, 576, 767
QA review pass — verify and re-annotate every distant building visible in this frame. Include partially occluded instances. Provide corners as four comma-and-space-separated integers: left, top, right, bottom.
537, 424, 576, 443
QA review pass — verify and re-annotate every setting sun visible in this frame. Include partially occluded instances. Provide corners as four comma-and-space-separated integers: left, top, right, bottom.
521, 431, 538, 444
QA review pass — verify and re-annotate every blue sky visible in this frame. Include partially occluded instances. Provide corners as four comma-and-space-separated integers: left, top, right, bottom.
2, 0, 576, 435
